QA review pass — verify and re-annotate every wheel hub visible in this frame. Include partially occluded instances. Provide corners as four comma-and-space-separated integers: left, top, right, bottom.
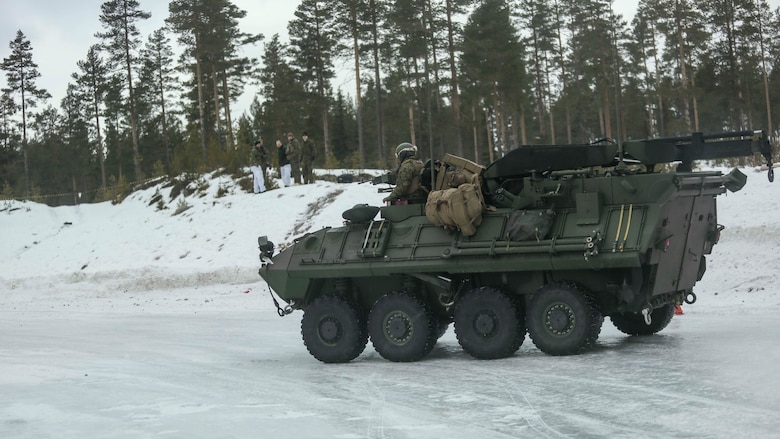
385, 312, 413, 344
318, 316, 342, 345
474, 311, 497, 337
546, 303, 575, 335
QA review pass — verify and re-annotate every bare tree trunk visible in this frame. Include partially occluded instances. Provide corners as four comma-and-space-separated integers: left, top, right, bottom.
445, 0, 463, 156
531, 24, 546, 143
211, 61, 224, 150
519, 104, 528, 146
601, 65, 612, 138
691, 72, 700, 131
160, 64, 170, 173
123, 13, 142, 180
651, 24, 665, 136
92, 90, 106, 188
314, 0, 330, 160
350, 7, 365, 167
221, 70, 234, 149
370, 0, 383, 165
554, 0, 572, 143
195, 42, 208, 162
405, 58, 416, 145
472, 105, 479, 163
598, 107, 605, 138
484, 107, 494, 163
641, 29, 654, 136
545, 56, 556, 144
758, 10, 773, 139
422, 4, 436, 160
675, 0, 691, 132
21, 85, 30, 193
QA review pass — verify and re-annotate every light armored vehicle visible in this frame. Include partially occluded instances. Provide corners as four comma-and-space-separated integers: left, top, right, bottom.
258, 131, 774, 363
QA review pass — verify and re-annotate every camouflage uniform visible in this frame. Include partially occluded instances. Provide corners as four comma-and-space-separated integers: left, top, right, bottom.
301, 135, 316, 184
383, 157, 427, 202
249, 141, 269, 193
285, 134, 302, 184
250, 142, 269, 169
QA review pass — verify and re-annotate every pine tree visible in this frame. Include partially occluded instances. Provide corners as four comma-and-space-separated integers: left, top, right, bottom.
72, 45, 109, 189
461, 0, 527, 156
257, 34, 306, 143
289, 0, 339, 160
95, 0, 151, 182
444, 0, 473, 156
331, 0, 370, 167
0, 30, 51, 194
517, 0, 558, 143
139, 28, 179, 174
168, 0, 261, 163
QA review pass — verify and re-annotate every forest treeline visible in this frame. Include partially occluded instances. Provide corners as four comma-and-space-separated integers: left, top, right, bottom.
2, 0, 779, 205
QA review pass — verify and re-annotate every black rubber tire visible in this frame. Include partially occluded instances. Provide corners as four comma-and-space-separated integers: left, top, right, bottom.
368, 292, 437, 362
453, 287, 525, 359
611, 304, 675, 336
301, 295, 368, 363
526, 282, 603, 356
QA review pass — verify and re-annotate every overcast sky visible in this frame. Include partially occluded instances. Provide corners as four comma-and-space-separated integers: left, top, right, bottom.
2, 0, 777, 119
0, 0, 299, 117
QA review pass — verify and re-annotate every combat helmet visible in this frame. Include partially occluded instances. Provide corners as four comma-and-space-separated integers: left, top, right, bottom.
395, 142, 417, 160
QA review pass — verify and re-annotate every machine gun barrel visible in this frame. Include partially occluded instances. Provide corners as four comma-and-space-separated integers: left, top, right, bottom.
484, 130, 775, 183
622, 130, 773, 172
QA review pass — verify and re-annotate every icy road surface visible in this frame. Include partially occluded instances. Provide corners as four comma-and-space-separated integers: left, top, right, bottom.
2, 293, 778, 439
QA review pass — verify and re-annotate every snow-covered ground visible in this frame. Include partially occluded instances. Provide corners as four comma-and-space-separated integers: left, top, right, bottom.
1, 167, 779, 438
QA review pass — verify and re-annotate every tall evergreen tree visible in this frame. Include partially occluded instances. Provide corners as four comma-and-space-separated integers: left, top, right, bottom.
386, 0, 428, 148
331, 0, 369, 167
461, 0, 528, 155
561, 0, 622, 141
289, 0, 339, 160
698, 0, 754, 131
257, 34, 306, 144
168, 0, 260, 163
444, 0, 473, 156
1, 30, 50, 194
365, 0, 390, 165
517, 0, 558, 143
72, 44, 109, 189
139, 28, 179, 173
167, 0, 209, 161
95, 0, 151, 182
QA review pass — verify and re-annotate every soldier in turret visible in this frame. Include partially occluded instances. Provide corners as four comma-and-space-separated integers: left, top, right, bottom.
383, 142, 428, 204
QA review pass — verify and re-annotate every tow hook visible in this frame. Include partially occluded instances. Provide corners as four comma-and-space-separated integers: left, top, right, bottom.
269, 288, 294, 317
642, 307, 652, 325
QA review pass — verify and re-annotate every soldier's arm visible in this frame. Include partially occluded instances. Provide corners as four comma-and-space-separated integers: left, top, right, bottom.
386, 162, 413, 199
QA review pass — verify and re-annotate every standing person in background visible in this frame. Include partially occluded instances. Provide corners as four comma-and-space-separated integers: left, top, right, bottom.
276, 138, 292, 187
301, 132, 316, 184
249, 138, 269, 194
285, 132, 302, 185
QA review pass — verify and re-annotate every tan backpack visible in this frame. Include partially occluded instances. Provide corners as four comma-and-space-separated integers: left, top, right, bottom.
425, 155, 486, 236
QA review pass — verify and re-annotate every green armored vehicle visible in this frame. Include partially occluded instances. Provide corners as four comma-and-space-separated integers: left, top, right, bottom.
258, 131, 774, 363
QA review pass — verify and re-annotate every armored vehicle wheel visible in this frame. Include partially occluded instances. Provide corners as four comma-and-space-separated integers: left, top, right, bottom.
453, 287, 525, 359
611, 304, 675, 336
526, 282, 603, 356
368, 292, 437, 362
301, 295, 368, 363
